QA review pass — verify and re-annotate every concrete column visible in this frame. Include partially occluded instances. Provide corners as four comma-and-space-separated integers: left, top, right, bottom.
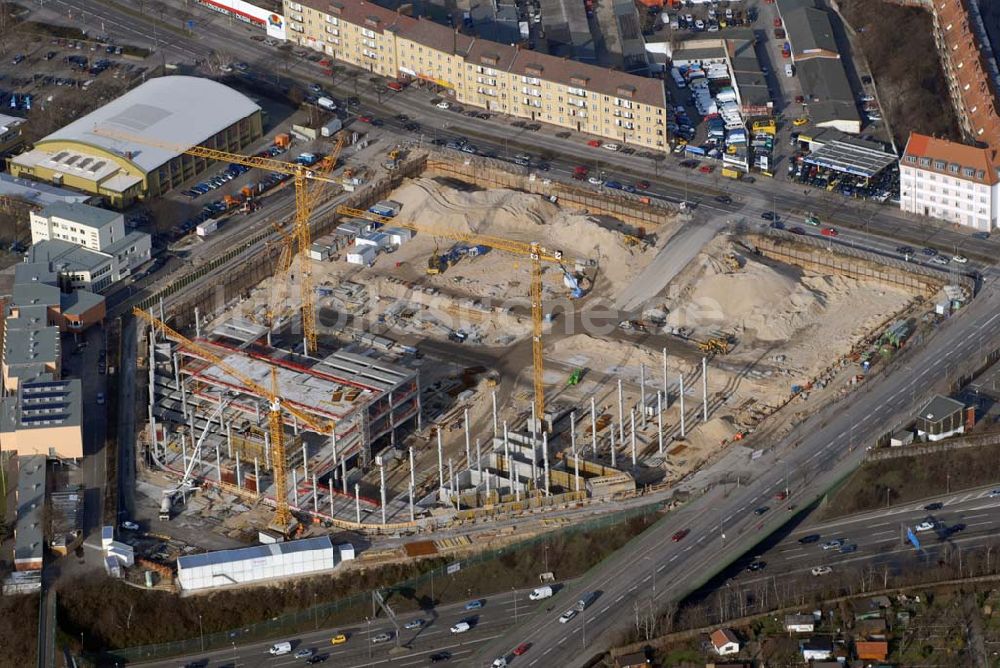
379, 462, 387, 526
181, 428, 188, 475
503, 421, 510, 462
486, 468, 491, 500
254, 457, 260, 497
510, 454, 518, 502
292, 468, 298, 507
173, 352, 182, 391
409, 483, 414, 522
531, 403, 537, 446
591, 396, 597, 457
702, 357, 708, 422
542, 431, 549, 496
159, 298, 166, 336
437, 429, 444, 489
215, 441, 222, 483
464, 408, 471, 464
610, 423, 616, 468
662, 347, 668, 406
194, 306, 201, 338
293, 414, 299, 436
657, 391, 664, 455
492, 389, 498, 437
574, 452, 580, 493
640, 363, 647, 428
341, 457, 348, 495
330, 429, 338, 468
409, 446, 415, 491
448, 458, 456, 509
570, 410, 577, 457
218, 394, 224, 430
617, 378, 625, 444
630, 409, 637, 466
148, 410, 158, 454
313, 473, 319, 513
680, 373, 686, 438
302, 442, 309, 480
329, 481, 335, 517
226, 423, 233, 459
180, 380, 189, 422
476, 438, 482, 476
355, 483, 361, 524
264, 431, 271, 470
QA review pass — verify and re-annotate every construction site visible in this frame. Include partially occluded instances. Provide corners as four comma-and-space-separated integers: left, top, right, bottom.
132, 147, 970, 580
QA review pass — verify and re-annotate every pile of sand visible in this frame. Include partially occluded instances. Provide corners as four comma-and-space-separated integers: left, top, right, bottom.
389, 178, 643, 287
666, 255, 901, 343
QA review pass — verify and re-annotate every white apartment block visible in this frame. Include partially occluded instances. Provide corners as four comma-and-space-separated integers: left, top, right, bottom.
28, 202, 151, 291
899, 133, 999, 232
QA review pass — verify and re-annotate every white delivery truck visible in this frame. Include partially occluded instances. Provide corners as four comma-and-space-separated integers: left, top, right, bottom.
317, 96, 337, 111
784, 63, 794, 78
321, 118, 343, 137
529, 586, 554, 600
269, 641, 292, 655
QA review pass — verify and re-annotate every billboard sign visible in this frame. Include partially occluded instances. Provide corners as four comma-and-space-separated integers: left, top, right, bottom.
196, 0, 287, 40
446, 561, 461, 574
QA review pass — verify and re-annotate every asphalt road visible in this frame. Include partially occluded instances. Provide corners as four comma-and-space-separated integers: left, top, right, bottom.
135, 585, 548, 668
733, 484, 1000, 588
475, 275, 1000, 666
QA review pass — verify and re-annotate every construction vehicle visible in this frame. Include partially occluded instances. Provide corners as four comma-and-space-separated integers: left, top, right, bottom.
724, 253, 741, 271
567, 368, 583, 386
338, 205, 584, 428
133, 307, 335, 533
94, 128, 344, 356
695, 337, 731, 355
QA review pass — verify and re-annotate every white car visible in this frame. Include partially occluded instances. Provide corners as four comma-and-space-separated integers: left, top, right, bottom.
450, 622, 471, 634
990, 489, 1000, 498
558, 609, 577, 623
603, 143, 620, 151
371, 632, 393, 644
952, 255, 968, 264
821, 539, 845, 550
915, 521, 935, 532
436, 101, 451, 110
930, 255, 950, 266
587, 176, 603, 186
403, 619, 424, 630
294, 648, 314, 659
811, 566, 832, 576
120, 520, 139, 531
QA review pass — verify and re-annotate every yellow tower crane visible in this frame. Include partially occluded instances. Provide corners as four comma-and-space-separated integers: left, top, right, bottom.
336, 205, 579, 428
133, 307, 335, 532
93, 127, 344, 355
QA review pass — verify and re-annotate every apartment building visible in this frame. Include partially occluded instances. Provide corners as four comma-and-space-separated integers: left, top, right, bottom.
285, 0, 668, 149
899, 132, 1000, 231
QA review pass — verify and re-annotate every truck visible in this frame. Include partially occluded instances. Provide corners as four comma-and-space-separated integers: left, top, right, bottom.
195, 219, 219, 236
321, 118, 343, 137
269, 642, 292, 656
158, 493, 173, 521
386, 80, 406, 91
295, 152, 320, 166
574, 591, 598, 612
368, 200, 402, 217
529, 585, 554, 600
317, 96, 337, 111
721, 167, 743, 180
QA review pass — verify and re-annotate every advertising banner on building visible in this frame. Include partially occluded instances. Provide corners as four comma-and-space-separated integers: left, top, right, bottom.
196, 0, 287, 40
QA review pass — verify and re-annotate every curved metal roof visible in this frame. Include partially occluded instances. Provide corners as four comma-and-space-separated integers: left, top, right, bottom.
40, 76, 261, 173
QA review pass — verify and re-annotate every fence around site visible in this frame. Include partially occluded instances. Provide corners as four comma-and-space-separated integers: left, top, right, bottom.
98, 502, 663, 664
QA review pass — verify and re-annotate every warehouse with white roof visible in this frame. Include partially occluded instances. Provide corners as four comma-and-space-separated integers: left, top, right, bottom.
7, 76, 263, 207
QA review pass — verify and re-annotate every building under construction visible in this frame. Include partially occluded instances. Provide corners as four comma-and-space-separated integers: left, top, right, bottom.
147, 317, 420, 520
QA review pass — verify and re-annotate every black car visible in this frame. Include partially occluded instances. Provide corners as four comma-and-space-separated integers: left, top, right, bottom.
753, 506, 769, 516
404, 122, 420, 132
746, 560, 766, 572
770, 221, 785, 230
924, 502, 943, 511
839, 544, 858, 554
347, 96, 360, 106
395, 113, 410, 122
556, 131, 572, 138
431, 138, 446, 146
429, 652, 452, 663
922, 247, 938, 256
761, 211, 776, 221
790, 226, 806, 235
798, 534, 821, 544
895, 245, 914, 255
306, 655, 329, 665
946, 523, 967, 536
715, 195, 732, 204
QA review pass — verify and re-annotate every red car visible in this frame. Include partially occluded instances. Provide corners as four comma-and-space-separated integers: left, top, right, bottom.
699, 165, 714, 174
635, 180, 650, 190
587, 139, 602, 147
795, 95, 805, 104
513, 642, 531, 656
573, 165, 589, 179
773, 17, 782, 27
821, 227, 838, 237
774, 490, 788, 501
672, 529, 690, 542
358, 115, 374, 123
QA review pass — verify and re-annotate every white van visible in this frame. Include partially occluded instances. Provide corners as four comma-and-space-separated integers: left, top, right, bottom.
784, 64, 794, 78
529, 586, 553, 601
317, 96, 337, 111
269, 641, 292, 655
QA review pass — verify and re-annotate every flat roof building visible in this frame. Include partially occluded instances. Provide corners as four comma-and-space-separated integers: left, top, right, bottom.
0, 377, 83, 459
7, 76, 263, 207
801, 128, 897, 179
915, 394, 967, 442
177, 536, 338, 591
13, 455, 46, 572
0, 113, 26, 157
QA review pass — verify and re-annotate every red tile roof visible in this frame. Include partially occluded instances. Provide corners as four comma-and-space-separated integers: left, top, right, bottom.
903, 132, 999, 185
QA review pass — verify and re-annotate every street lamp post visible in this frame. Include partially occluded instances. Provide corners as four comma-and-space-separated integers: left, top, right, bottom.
543, 544, 549, 574
512, 587, 518, 623
198, 614, 204, 652
367, 617, 372, 658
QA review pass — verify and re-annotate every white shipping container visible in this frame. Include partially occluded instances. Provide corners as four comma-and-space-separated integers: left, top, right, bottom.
346, 245, 376, 265
177, 537, 336, 591
196, 219, 219, 236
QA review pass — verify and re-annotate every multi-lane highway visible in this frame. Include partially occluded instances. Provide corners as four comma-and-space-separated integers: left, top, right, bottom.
475, 276, 1000, 667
